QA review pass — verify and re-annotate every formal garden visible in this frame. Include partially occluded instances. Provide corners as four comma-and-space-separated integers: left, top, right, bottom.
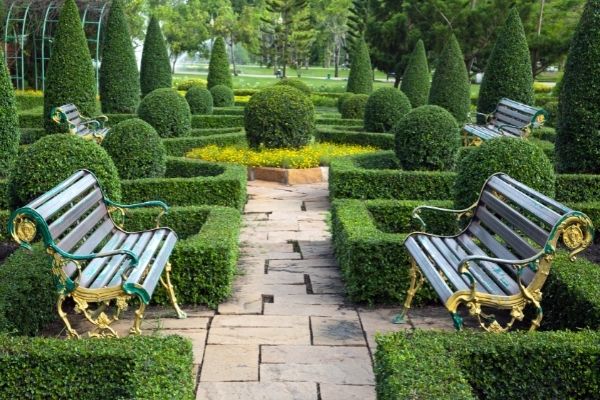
0, 0, 599, 398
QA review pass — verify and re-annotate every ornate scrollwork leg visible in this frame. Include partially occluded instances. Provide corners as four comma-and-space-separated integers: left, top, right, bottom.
393, 258, 424, 324
57, 294, 80, 339
130, 298, 147, 335
73, 296, 129, 338
160, 262, 187, 319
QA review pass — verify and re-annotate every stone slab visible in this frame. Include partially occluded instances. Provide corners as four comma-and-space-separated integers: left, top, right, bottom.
311, 316, 365, 346
196, 382, 317, 400
200, 345, 259, 382
263, 303, 351, 317
260, 362, 373, 385
208, 315, 310, 345
268, 259, 339, 269
319, 384, 376, 400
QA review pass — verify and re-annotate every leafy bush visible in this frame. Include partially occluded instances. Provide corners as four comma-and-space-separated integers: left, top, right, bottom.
99, 0, 139, 113
210, 84, 235, 107
245, 85, 315, 149
207, 37, 232, 89
275, 78, 311, 94
394, 105, 460, 171
8, 135, 121, 209
346, 37, 373, 94
453, 137, 555, 209
0, 41, 19, 177
364, 88, 412, 132
185, 87, 213, 115
43, 0, 97, 133
340, 94, 369, 119
15, 90, 43, 110
163, 132, 247, 157
192, 114, 243, 129
138, 88, 191, 138
337, 92, 354, 112
102, 118, 166, 179
400, 40, 430, 108
315, 127, 394, 150
556, 0, 600, 173
140, 16, 172, 97
175, 78, 207, 91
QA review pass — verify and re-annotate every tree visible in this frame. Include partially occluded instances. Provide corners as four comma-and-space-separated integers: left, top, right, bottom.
0, 48, 19, 177
122, 0, 147, 43
312, 0, 351, 77
207, 37, 233, 89
555, 0, 600, 173
44, 0, 97, 132
428, 34, 470, 124
140, 16, 172, 97
477, 7, 534, 119
400, 39, 430, 108
100, 0, 140, 113
346, 0, 368, 49
346, 36, 372, 94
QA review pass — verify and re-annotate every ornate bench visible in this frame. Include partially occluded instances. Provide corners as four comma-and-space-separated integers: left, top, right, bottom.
8, 170, 187, 338
50, 104, 109, 143
463, 98, 547, 146
396, 173, 593, 332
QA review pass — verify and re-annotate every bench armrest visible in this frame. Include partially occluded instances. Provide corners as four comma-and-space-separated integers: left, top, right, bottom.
457, 252, 543, 287
79, 119, 102, 130
48, 243, 139, 267
105, 199, 170, 228
412, 204, 477, 232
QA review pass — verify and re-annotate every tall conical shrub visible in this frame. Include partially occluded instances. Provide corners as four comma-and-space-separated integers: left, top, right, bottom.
346, 37, 373, 94
556, 0, 600, 173
99, 0, 139, 113
400, 40, 430, 108
0, 49, 19, 177
207, 37, 232, 89
477, 8, 534, 118
428, 34, 470, 124
44, 0, 97, 132
140, 16, 172, 97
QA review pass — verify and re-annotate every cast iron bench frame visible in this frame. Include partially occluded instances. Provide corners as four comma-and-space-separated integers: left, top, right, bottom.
50, 103, 110, 144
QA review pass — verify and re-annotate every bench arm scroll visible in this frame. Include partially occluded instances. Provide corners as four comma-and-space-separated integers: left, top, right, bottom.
457, 253, 543, 287
105, 199, 170, 228
412, 204, 476, 232
48, 243, 139, 267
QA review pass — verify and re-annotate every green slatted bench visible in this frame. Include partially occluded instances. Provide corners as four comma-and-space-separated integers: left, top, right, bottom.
50, 104, 110, 144
395, 173, 593, 332
463, 98, 547, 146
8, 170, 187, 338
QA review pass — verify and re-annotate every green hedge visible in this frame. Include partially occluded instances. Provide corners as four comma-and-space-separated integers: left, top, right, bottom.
18, 111, 42, 128
190, 127, 242, 137
213, 107, 244, 116
0, 335, 194, 399
376, 330, 600, 400
121, 157, 247, 211
316, 117, 362, 126
15, 92, 43, 110
192, 115, 244, 129
19, 128, 46, 144
163, 132, 247, 157
315, 127, 394, 150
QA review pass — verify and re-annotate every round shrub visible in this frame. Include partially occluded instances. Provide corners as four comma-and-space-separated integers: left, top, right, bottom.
340, 94, 369, 119
364, 88, 412, 132
103, 118, 166, 179
453, 137, 555, 209
275, 78, 311, 95
337, 92, 354, 112
185, 87, 213, 115
8, 135, 121, 209
137, 88, 191, 138
210, 85, 235, 107
394, 105, 460, 171
245, 85, 315, 149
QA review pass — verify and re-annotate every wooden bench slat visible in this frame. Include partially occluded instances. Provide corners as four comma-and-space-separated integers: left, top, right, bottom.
417, 236, 471, 292
57, 205, 107, 253
88, 233, 142, 289
36, 174, 96, 219
499, 98, 539, 114
499, 174, 572, 214
405, 237, 453, 302
476, 207, 538, 259
26, 171, 87, 209
124, 230, 168, 286
64, 219, 114, 278
48, 188, 103, 238
79, 231, 128, 287
142, 231, 178, 299
108, 231, 154, 287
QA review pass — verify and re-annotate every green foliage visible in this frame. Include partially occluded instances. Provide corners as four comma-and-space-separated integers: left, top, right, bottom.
210, 85, 235, 107
15, 91, 43, 110
346, 37, 373, 94
102, 118, 166, 179
477, 8, 534, 119
275, 78, 311, 94
337, 92, 354, 112
453, 137, 555, 209
185, 87, 213, 115
43, 0, 97, 133
556, 0, 600, 173
140, 16, 172, 97
207, 37, 232, 89
315, 127, 394, 150
99, 0, 140, 113
0, 246, 56, 336
340, 94, 369, 119
175, 78, 207, 91
0, 48, 19, 177
400, 40, 430, 108
192, 114, 243, 129
428, 34, 471, 124
394, 105, 460, 171
163, 132, 247, 157
0, 335, 194, 399
555, 174, 600, 203
364, 88, 412, 132
137, 88, 191, 138
245, 85, 315, 149
8, 135, 121, 209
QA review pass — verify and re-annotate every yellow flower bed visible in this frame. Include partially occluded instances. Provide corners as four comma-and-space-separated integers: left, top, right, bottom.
187, 143, 377, 169
234, 95, 251, 104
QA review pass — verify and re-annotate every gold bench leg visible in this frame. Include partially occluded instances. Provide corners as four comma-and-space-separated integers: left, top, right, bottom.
57, 294, 80, 339
160, 262, 187, 319
130, 299, 146, 335
392, 258, 424, 324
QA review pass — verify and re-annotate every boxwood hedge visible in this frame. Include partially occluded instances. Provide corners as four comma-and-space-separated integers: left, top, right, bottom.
163, 131, 246, 157
315, 127, 394, 150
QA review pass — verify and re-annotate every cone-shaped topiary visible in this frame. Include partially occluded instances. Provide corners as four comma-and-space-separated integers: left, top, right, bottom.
346, 37, 373, 94
394, 105, 460, 171
138, 88, 191, 138
340, 94, 369, 119
364, 88, 412, 132
477, 8, 534, 120
275, 78, 311, 95
0, 49, 19, 177
99, 0, 140, 113
140, 16, 172, 97
428, 34, 470, 124
185, 87, 213, 115
44, 0, 97, 133
400, 40, 431, 108
207, 37, 232, 89
556, 0, 600, 173
210, 85, 235, 107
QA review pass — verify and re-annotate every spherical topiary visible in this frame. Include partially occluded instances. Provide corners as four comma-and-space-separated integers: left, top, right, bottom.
337, 92, 354, 112
185, 87, 213, 115
245, 85, 315, 149
453, 137, 555, 209
137, 88, 191, 138
8, 135, 121, 209
275, 78, 311, 95
364, 88, 412, 132
340, 94, 369, 119
346, 37, 373, 94
140, 16, 172, 97
394, 105, 460, 171
102, 118, 166, 179
210, 85, 235, 107
400, 39, 431, 108
207, 37, 232, 89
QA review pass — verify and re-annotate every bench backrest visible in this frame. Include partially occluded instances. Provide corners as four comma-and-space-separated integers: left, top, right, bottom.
490, 98, 547, 137
52, 104, 90, 136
